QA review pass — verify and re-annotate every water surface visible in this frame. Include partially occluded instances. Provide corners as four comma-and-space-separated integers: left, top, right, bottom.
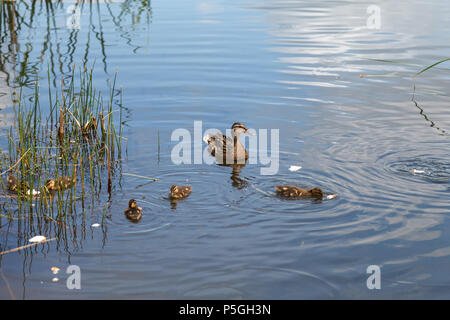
0, 0, 450, 299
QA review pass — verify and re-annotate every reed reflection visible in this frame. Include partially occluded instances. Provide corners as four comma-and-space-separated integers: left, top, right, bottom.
0, 0, 151, 89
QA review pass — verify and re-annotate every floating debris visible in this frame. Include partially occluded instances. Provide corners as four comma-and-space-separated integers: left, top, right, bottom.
52, 278, 59, 283
91, 223, 101, 228
29, 236, 47, 243
412, 169, 425, 174
288, 165, 302, 172
326, 194, 337, 200
0, 237, 56, 256
26, 189, 40, 196
123, 173, 159, 181
51, 267, 60, 275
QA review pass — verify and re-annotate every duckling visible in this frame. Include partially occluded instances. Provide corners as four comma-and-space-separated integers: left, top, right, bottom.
45, 176, 76, 192
275, 185, 323, 199
169, 184, 192, 200
124, 199, 142, 222
203, 122, 254, 165
7, 174, 29, 193
45, 167, 77, 192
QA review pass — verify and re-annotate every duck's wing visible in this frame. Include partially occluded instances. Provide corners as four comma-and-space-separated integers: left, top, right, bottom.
212, 132, 235, 154
203, 132, 233, 156
178, 185, 192, 197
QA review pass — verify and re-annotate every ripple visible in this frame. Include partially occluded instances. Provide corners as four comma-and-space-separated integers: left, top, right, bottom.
385, 157, 450, 183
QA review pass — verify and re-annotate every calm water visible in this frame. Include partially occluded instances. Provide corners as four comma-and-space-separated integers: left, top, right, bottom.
1, 0, 450, 299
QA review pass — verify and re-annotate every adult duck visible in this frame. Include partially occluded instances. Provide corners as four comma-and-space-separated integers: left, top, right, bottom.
203, 122, 254, 165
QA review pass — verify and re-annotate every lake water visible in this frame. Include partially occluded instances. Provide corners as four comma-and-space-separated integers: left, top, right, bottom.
0, 0, 450, 299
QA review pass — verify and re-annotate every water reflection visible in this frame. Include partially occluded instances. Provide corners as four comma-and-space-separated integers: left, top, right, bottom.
224, 163, 247, 189
0, 0, 151, 89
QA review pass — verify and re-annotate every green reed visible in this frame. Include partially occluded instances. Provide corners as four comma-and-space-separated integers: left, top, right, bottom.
0, 66, 124, 221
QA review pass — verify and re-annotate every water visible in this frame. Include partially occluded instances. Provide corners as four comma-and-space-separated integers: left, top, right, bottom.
0, 0, 450, 299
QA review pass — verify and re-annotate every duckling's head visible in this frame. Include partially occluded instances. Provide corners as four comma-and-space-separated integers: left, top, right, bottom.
7, 174, 17, 186
310, 187, 323, 198
170, 184, 178, 193
45, 179, 56, 190
231, 122, 254, 136
128, 199, 137, 209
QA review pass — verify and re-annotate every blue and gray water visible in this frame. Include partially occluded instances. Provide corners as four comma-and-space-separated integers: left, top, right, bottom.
0, 0, 449, 299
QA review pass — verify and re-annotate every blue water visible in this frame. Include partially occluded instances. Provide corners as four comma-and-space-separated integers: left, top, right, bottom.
0, 0, 450, 299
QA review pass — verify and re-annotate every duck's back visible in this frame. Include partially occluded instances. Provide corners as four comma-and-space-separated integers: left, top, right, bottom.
275, 185, 304, 197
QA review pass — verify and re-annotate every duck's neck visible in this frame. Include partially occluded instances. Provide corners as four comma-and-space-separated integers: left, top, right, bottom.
234, 135, 238, 160
231, 130, 241, 140
232, 132, 243, 161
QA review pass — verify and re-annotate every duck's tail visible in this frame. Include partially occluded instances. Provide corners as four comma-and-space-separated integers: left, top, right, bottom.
203, 133, 214, 145
203, 134, 216, 156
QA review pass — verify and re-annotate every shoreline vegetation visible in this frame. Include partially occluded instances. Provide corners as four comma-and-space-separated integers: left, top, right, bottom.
0, 65, 124, 239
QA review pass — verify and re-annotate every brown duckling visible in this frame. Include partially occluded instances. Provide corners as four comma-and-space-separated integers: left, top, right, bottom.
124, 199, 142, 222
7, 174, 29, 193
45, 166, 77, 192
169, 184, 192, 200
275, 185, 323, 199
45, 176, 76, 192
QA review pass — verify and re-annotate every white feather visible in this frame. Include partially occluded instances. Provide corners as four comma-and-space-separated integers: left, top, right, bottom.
29, 235, 46, 243
289, 165, 302, 172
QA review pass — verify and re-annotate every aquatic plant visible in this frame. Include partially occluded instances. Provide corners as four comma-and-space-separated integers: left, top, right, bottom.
0, 65, 124, 229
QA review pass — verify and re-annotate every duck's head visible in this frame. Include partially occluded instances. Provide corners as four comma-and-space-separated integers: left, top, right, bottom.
128, 199, 137, 209
170, 184, 178, 193
231, 122, 255, 136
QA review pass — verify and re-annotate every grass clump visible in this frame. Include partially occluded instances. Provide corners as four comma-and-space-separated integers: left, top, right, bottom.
0, 65, 124, 222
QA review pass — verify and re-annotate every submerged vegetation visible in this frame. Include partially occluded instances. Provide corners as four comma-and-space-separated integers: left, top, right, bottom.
0, 66, 124, 244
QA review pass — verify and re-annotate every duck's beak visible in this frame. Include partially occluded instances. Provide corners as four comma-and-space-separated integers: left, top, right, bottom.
245, 128, 256, 136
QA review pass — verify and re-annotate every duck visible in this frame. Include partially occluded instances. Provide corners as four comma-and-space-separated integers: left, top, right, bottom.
45, 167, 77, 192
275, 185, 323, 199
7, 174, 29, 193
203, 122, 254, 165
45, 176, 76, 192
169, 184, 192, 200
124, 199, 142, 222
